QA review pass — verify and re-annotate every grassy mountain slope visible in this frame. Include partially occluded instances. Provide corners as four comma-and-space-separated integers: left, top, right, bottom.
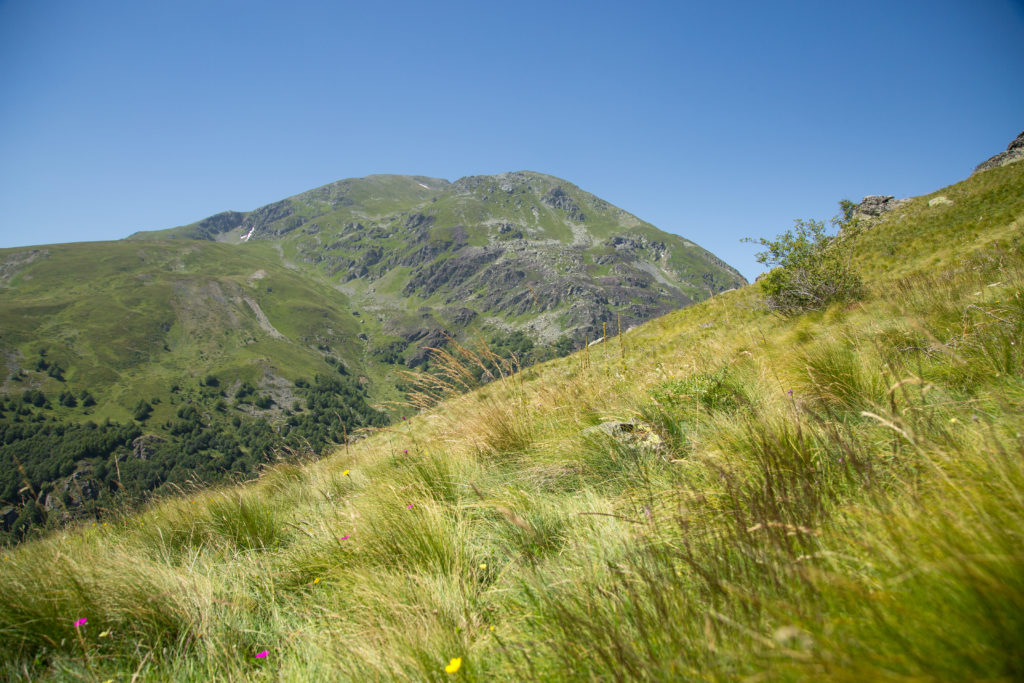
0, 171, 745, 534
1, 160, 1021, 679
131, 171, 747, 347
0, 239, 377, 416
0, 240, 390, 532
0, 171, 746, 538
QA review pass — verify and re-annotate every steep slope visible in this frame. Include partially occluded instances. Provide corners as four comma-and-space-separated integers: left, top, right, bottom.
1, 171, 745, 536
1, 145, 1022, 680
0, 240, 380, 417
132, 171, 746, 355
0, 240, 387, 530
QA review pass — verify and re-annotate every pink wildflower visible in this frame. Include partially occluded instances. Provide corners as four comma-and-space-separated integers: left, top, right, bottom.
74, 617, 87, 628
255, 650, 268, 659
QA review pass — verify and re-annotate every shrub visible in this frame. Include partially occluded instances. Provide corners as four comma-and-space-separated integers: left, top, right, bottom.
133, 400, 153, 421
749, 217, 864, 315
21, 390, 46, 408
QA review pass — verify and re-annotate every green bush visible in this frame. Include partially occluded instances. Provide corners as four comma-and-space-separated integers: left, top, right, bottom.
133, 400, 153, 421
749, 217, 864, 315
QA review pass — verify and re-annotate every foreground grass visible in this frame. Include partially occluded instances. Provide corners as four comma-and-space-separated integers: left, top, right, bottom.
1, 163, 1023, 680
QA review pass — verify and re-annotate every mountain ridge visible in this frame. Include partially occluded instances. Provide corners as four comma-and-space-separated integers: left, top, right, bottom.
129, 170, 746, 345
0, 170, 746, 536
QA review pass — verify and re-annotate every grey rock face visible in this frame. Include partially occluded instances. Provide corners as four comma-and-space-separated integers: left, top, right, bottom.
132, 434, 165, 460
853, 195, 899, 219
582, 420, 664, 449
404, 213, 434, 230
974, 131, 1024, 175
184, 211, 246, 240
542, 186, 586, 222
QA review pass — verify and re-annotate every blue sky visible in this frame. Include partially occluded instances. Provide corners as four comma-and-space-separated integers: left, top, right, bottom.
1, 0, 1021, 280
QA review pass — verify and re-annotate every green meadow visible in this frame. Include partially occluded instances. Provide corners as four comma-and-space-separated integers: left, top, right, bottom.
1, 161, 1023, 680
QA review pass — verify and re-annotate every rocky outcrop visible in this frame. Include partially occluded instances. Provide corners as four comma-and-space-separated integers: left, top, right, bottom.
583, 420, 663, 449
542, 186, 586, 222
182, 211, 247, 241
449, 307, 478, 326
974, 131, 1024, 175
42, 470, 99, 516
403, 246, 504, 297
132, 434, 166, 460
246, 200, 296, 237
404, 213, 434, 230
852, 195, 902, 220
403, 328, 452, 368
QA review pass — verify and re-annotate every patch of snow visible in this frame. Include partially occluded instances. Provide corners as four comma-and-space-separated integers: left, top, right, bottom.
241, 226, 255, 242
416, 182, 429, 189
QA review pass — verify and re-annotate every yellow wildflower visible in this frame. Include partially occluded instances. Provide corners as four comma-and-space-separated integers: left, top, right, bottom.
445, 657, 462, 673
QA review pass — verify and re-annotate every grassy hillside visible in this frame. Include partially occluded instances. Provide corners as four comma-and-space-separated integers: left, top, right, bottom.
0, 240, 388, 538
130, 171, 747, 347
1, 161, 1022, 680
0, 240, 383, 412
0, 170, 748, 540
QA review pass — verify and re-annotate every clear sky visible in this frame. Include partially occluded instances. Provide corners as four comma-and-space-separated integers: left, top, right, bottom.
1, 0, 1022, 281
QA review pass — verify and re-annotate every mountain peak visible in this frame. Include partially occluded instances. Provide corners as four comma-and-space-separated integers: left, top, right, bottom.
124, 171, 745, 348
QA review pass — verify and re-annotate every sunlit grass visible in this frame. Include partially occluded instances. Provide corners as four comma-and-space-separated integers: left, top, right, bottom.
2, 164, 1024, 679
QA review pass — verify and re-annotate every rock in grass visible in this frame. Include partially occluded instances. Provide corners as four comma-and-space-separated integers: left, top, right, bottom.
583, 421, 664, 449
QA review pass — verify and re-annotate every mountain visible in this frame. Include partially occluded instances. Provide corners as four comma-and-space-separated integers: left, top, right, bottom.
130, 172, 745, 359
0, 171, 745, 536
1, 141, 1022, 680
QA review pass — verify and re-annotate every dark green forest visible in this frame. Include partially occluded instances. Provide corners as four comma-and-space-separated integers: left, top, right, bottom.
0, 373, 386, 544
0, 332, 582, 544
